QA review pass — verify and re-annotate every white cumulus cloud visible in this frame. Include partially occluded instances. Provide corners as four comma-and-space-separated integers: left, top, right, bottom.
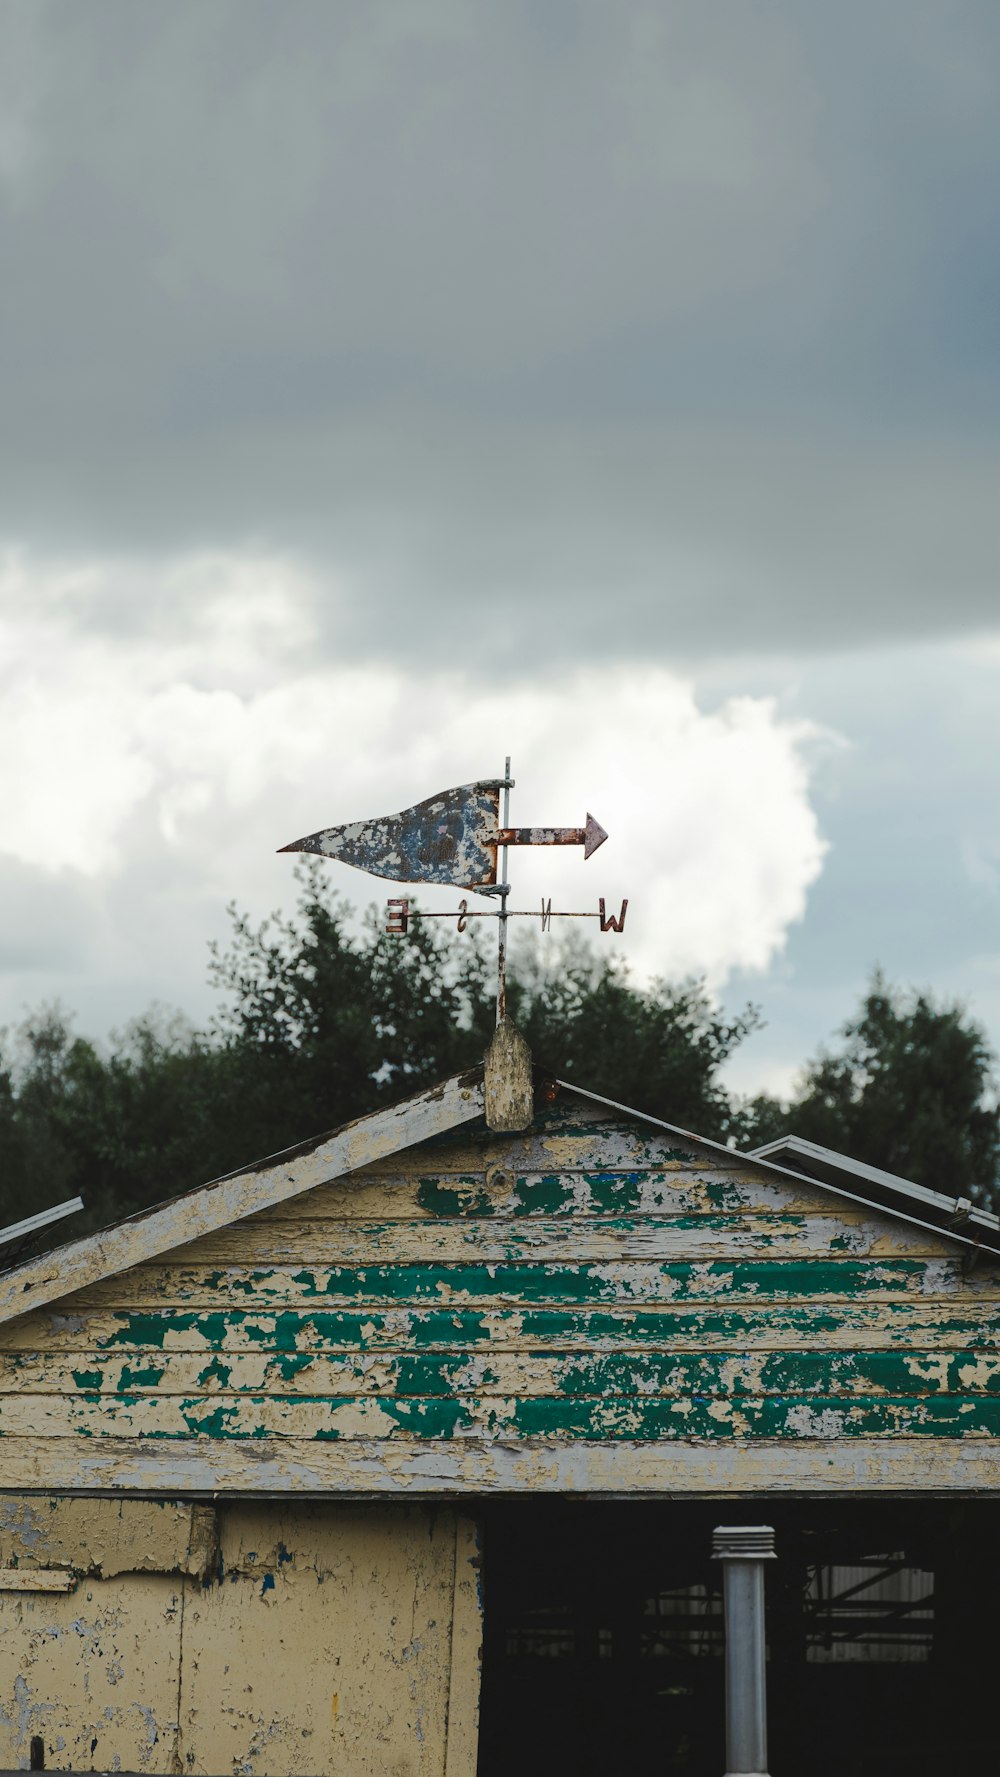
0, 547, 829, 1033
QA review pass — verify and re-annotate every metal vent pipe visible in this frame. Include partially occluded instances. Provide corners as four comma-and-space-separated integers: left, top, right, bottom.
712, 1524, 776, 1777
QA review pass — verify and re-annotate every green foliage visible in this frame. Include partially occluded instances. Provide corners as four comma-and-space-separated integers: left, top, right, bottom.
511, 935, 758, 1141
743, 972, 1000, 1205
0, 872, 997, 1245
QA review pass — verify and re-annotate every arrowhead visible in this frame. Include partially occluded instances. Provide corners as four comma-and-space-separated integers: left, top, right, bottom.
583, 813, 608, 859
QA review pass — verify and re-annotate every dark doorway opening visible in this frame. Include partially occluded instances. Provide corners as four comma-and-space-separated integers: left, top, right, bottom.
476, 1498, 997, 1777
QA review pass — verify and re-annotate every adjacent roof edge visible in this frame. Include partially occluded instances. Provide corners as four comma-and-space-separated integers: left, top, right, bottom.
554, 1080, 1000, 1261
749, 1131, 1000, 1237
0, 1197, 85, 1271
0, 1068, 485, 1329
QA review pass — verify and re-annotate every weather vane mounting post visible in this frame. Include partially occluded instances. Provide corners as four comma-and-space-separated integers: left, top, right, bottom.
278, 759, 626, 1039
496, 756, 512, 1025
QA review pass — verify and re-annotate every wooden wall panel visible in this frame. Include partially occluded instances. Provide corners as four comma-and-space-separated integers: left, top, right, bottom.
0, 1499, 481, 1776
0, 1099, 997, 1493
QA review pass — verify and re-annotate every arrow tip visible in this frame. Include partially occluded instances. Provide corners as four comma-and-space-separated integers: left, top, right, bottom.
584, 813, 608, 859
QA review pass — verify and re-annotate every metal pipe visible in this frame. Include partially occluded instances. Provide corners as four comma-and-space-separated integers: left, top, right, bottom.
496, 756, 512, 1026
712, 1525, 776, 1777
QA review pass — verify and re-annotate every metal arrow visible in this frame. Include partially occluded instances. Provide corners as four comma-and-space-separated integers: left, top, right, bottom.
498, 814, 608, 859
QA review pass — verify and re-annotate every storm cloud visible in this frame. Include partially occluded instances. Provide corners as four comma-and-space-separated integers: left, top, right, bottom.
2, 1, 999, 663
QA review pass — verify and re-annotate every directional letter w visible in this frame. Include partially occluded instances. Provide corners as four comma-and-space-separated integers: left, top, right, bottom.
599, 898, 628, 933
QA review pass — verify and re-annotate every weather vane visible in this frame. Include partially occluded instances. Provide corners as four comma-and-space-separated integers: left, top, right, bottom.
279, 759, 627, 1025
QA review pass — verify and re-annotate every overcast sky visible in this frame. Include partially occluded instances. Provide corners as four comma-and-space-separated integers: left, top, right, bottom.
1, 0, 998, 1102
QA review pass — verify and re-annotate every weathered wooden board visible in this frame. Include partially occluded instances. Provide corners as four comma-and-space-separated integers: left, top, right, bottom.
3, 1346, 997, 1398
4, 1390, 1000, 1440
0, 1437, 996, 1495
257, 1166, 840, 1219
0, 1496, 216, 1578
43, 1254, 993, 1311
184, 1211, 944, 1264
2, 1300, 996, 1354
0, 1571, 185, 1771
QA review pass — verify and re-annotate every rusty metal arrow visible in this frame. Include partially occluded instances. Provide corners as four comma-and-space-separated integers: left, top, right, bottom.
499, 814, 607, 859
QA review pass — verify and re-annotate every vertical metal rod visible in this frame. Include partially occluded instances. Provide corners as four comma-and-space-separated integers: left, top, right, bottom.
712, 1526, 775, 1777
496, 756, 511, 1026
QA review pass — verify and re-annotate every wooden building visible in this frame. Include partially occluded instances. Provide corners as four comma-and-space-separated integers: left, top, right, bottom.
0, 1049, 997, 1775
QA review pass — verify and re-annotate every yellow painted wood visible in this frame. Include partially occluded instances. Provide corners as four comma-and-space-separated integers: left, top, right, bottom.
0, 1571, 185, 1772
445, 1516, 482, 1777
183, 1211, 945, 1264
0, 1496, 216, 1578
177, 1503, 467, 1776
0, 1498, 483, 1775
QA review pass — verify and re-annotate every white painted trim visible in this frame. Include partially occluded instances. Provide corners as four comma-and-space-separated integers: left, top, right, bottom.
0, 1437, 996, 1495
0, 1071, 484, 1328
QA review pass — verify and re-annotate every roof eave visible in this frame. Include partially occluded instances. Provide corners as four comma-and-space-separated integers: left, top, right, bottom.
0, 1067, 485, 1328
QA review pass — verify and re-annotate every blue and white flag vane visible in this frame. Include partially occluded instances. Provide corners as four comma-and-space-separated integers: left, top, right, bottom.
279, 763, 624, 1023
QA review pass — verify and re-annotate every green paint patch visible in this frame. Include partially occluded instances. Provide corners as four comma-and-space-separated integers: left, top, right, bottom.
180, 1400, 242, 1437
71, 1368, 103, 1391
270, 1352, 316, 1382
512, 1175, 575, 1216
580, 1173, 645, 1214
117, 1363, 165, 1390
417, 1179, 496, 1218
197, 1355, 233, 1388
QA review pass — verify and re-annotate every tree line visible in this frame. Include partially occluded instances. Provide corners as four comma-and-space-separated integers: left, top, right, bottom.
2, 863, 997, 1241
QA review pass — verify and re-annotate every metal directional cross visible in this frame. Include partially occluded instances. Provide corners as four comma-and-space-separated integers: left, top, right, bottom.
279, 760, 628, 1023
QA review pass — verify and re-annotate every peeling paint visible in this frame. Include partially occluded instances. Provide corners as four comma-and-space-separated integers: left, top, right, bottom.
0, 1108, 997, 1502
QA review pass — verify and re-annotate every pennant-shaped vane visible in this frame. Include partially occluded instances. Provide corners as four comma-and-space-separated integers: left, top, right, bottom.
279, 781, 607, 890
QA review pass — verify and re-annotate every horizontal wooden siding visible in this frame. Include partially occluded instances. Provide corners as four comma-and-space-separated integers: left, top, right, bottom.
1, 1100, 998, 1491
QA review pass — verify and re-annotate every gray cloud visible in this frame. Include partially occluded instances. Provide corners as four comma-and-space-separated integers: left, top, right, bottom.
1, 0, 998, 664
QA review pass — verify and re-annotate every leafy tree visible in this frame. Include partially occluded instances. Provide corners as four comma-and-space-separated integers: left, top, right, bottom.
511, 935, 758, 1141
742, 972, 1000, 1205
1, 875, 997, 1242
204, 865, 497, 1160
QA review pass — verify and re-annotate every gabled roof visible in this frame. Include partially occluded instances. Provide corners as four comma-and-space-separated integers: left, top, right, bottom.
0, 1062, 994, 1330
